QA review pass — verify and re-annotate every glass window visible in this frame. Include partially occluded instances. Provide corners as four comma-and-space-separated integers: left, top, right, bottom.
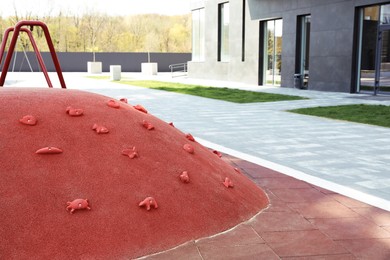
357, 4, 390, 94
192, 8, 205, 62
380, 4, 390, 24
242, 0, 246, 62
218, 2, 230, 62
264, 19, 282, 86
296, 15, 311, 89
357, 5, 379, 92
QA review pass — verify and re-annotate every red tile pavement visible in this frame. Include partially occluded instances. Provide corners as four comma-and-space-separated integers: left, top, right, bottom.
260, 230, 348, 257
140, 155, 390, 259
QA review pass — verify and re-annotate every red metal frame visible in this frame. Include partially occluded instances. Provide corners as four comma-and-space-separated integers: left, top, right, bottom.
0, 27, 53, 87
0, 20, 66, 88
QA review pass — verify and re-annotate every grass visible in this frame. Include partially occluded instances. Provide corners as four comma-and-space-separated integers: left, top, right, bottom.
360, 86, 390, 92
86, 75, 110, 80
288, 104, 390, 128
114, 80, 307, 103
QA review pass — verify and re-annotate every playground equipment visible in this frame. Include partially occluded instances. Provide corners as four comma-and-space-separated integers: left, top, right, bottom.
0, 20, 66, 88
0, 21, 268, 259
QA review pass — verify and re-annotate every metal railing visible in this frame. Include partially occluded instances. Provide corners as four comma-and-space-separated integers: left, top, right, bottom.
169, 62, 187, 78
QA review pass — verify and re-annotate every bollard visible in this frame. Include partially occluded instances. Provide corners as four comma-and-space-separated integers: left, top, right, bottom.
110, 65, 121, 81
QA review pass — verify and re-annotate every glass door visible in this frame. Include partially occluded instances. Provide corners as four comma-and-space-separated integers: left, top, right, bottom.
375, 29, 390, 93
299, 15, 310, 88
264, 19, 282, 86
357, 4, 390, 94
358, 6, 379, 93
374, 5, 390, 94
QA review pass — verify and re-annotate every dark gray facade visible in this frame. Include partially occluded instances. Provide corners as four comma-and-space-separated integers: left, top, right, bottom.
2, 52, 191, 73
189, 0, 390, 93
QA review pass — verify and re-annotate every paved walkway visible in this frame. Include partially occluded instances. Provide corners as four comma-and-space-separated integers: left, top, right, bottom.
4, 72, 390, 211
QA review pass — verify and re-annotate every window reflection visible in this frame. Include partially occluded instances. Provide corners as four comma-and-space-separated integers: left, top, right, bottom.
265, 19, 282, 86
218, 2, 230, 62
192, 8, 205, 62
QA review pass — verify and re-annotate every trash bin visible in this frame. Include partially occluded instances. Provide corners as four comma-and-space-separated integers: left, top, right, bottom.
294, 74, 303, 89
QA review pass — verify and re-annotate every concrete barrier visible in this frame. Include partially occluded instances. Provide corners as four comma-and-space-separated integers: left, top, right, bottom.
110, 65, 121, 81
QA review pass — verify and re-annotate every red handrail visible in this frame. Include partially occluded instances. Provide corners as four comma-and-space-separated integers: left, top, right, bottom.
0, 20, 66, 88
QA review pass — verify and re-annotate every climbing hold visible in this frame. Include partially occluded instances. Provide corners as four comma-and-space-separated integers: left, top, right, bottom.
234, 168, 242, 174
139, 197, 158, 211
213, 150, 222, 158
133, 104, 148, 114
66, 106, 83, 116
183, 144, 194, 154
185, 133, 195, 142
142, 120, 155, 130
168, 122, 175, 127
36, 147, 63, 154
92, 124, 109, 134
107, 99, 120, 109
119, 98, 128, 104
66, 199, 91, 214
19, 115, 37, 126
122, 147, 139, 159
223, 177, 234, 188
180, 171, 190, 183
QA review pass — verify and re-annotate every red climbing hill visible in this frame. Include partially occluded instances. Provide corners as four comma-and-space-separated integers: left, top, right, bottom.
0, 88, 268, 259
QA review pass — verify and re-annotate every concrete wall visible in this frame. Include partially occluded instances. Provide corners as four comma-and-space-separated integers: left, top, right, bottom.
2, 52, 191, 72
189, 0, 390, 93
248, 0, 360, 92
189, 0, 260, 84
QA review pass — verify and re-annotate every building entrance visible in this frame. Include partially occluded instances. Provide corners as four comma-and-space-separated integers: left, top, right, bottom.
357, 4, 390, 94
260, 19, 283, 86
296, 15, 311, 89
374, 27, 390, 94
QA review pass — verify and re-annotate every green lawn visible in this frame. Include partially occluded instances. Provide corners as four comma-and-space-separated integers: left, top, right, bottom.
86, 76, 110, 80
288, 104, 390, 128
115, 80, 307, 103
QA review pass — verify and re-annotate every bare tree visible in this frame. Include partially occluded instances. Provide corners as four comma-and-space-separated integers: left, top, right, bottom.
82, 11, 107, 60
1, 11, 191, 53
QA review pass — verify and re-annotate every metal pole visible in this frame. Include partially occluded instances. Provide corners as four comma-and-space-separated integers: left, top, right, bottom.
21, 27, 53, 88
0, 20, 66, 88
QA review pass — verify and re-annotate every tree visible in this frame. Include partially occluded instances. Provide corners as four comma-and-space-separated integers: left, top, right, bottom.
82, 11, 107, 61
0, 13, 191, 53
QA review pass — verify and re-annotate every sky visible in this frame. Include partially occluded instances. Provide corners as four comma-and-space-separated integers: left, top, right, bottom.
1, 0, 191, 17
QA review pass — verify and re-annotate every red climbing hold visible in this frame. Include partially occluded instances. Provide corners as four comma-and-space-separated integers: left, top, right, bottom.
119, 98, 128, 104
185, 133, 195, 142
234, 168, 242, 174
168, 122, 175, 127
36, 146, 63, 154
66, 106, 83, 116
223, 177, 234, 188
183, 144, 194, 154
122, 147, 139, 159
142, 120, 155, 130
139, 197, 158, 211
180, 171, 190, 183
133, 104, 148, 114
19, 115, 37, 126
66, 199, 91, 214
213, 150, 222, 158
107, 99, 120, 109
92, 124, 109, 134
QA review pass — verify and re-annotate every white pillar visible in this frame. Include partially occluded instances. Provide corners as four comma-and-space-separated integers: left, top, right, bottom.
110, 65, 121, 81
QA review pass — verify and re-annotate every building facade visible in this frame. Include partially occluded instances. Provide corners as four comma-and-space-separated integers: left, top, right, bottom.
188, 0, 390, 94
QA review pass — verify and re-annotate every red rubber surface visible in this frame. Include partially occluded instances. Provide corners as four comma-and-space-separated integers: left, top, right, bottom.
0, 88, 268, 259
